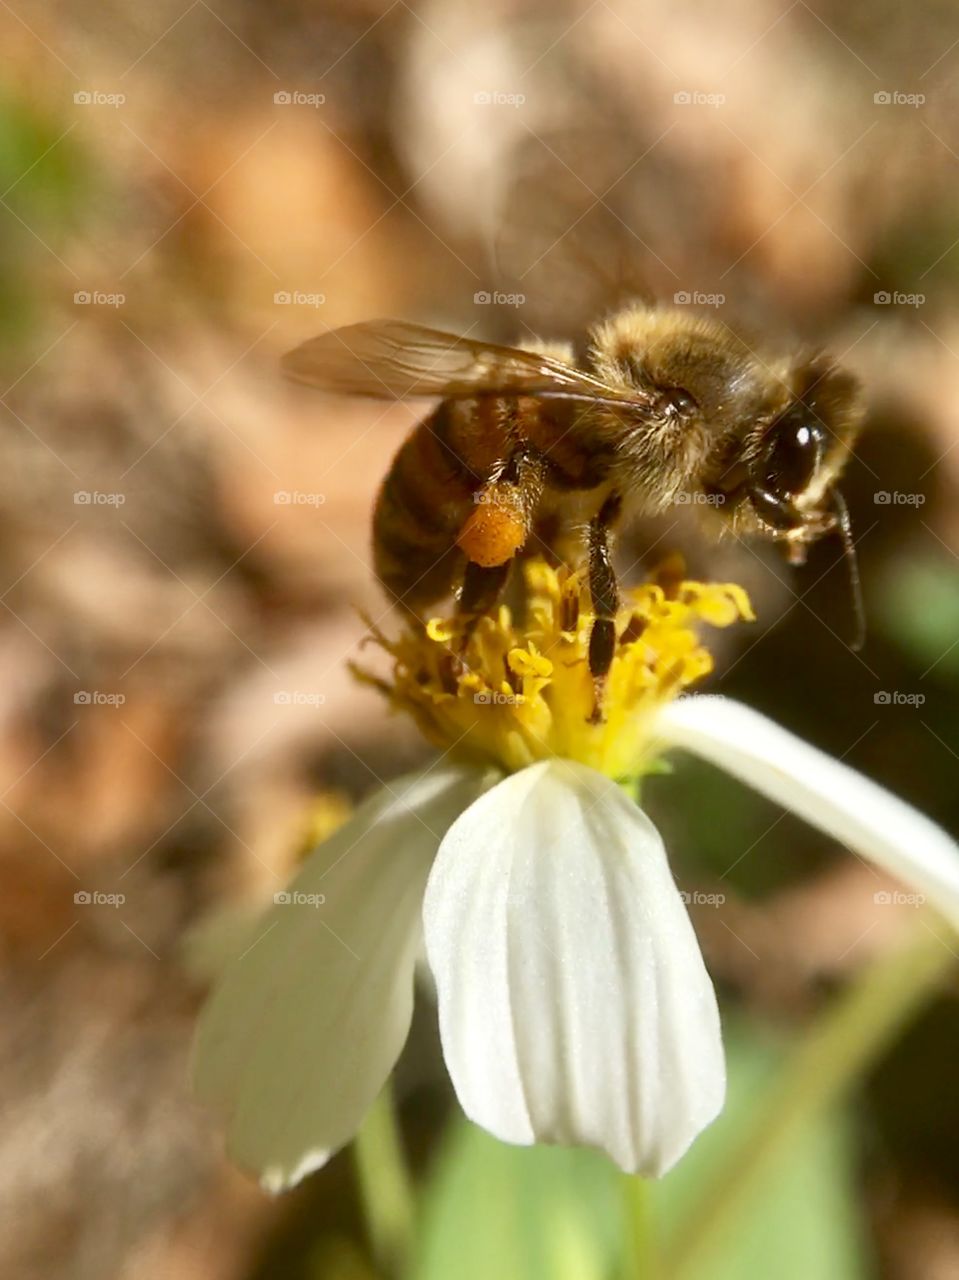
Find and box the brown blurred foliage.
[1,1,958,1277]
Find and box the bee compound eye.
[661,387,699,417]
[761,410,824,499]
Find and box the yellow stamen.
[352,559,754,781]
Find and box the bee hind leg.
[586,493,623,724]
[454,460,542,652]
[457,559,513,650]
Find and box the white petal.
[193,766,486,1190]
[423,760,725,1177]
[657,696,959,926]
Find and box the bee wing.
[282,319,649,407]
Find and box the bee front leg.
[587,492,623,724]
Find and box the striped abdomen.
[373,399,507,610]
[372,394,610,610]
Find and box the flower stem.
[353,1085,416,1277]
[666,918,955,1280]
[622,1174,661,1280]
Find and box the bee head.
[588,304,864,541]
[588,305,867,646]
[716,356,864,554]
[707,355,867,649]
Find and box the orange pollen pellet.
[456,488,527,567]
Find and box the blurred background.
[2,1,958,1277]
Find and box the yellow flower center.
[352,557,754,781]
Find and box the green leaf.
[0,94,93,344]
[654,1023,869,1280]
[413,1121,621,1280]
[877,557,959,678]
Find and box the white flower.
[193,693,959,1191]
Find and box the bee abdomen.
[373,402,480,609]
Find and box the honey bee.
[283,306,865,707]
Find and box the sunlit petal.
[194,767,486,1190]
[423,759,725,1176]
[657,696,959,926]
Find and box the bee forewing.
[281,319,640,405]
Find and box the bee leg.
[457,559,513,650]
[454,453,545,652]
[587,493,623,724]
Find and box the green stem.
[622,1174,661,1280]
[667,918,955,1280]
[353,1085,416,1278]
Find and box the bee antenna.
[831,488,866,652]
